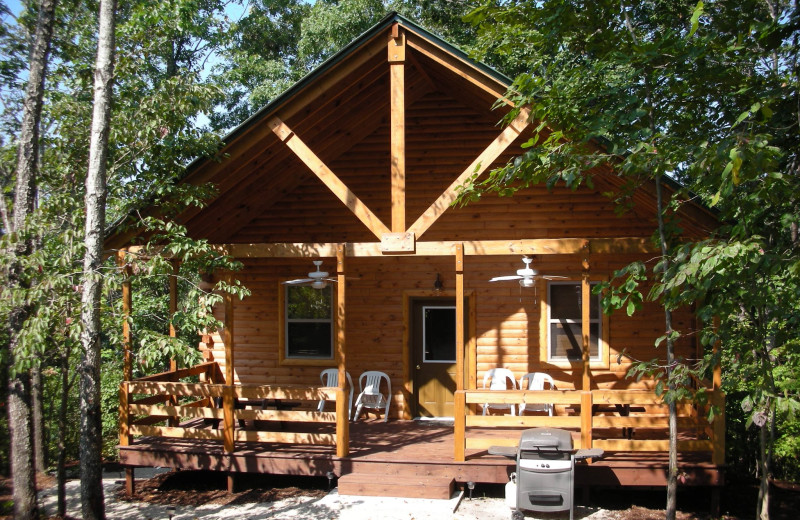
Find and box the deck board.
[119,420,723,489]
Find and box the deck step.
[338,473,455,499]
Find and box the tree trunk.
[6,0,58,518]
[758,412,771,519]
[56,345,72,517]
[79,1,116,519]
[654,174,678,520]
[32,365,46,474]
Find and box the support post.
[169,260,179,371]
[454,390,466,462]
[581,391,593,452]
[712,318,725,466]
[125,468,135,497]
[336,388,349,457]
[581,258,591,391]
[580,257,593,455]
[168,260,180,426]
[223,385,235,454]
[455,244,464,392]
[336,244,350,456]
[118,382,130,447]
[223,280,235,385]
[117,250,132,381]
[389,23,406,233]
[223,281,235,454]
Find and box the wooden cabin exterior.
[110,14,724,500]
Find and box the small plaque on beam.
[381,232,415,253]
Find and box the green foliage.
[465,0,800,484]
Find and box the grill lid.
[519,428,574,452]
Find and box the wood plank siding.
[200,253,699,419]
[111,15,723,494]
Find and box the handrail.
[132,362,219,382]
[120,361,349,457]
[454,388,725,463]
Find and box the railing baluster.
[119,382,130,447]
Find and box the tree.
[463,1,799,518]
[3,0,57,517]
[79,0,116,517]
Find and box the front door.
[412,298,459,418]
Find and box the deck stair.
[337,472,455,499]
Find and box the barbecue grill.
[490,428,603,520]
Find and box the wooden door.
[412,298,459,418]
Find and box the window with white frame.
[285,285,333,359]
[547,282,602,362]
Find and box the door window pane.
[423,306,456,362]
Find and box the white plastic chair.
[318,369,354,420]
[518,372,556,416]
[353,371,392,422]
[482,368,517,416]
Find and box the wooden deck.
[119,419,724,489]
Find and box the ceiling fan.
[283,260,337,290]
[489,256,567,287]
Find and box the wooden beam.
[389,28,406,233]
[224,282,234,385]
[269,116,390,239]
[581,391,593,454]
[336,244,349,457]
[223,277,235,453]
[128,381,225,397]
[119,383,130,447]
[407,109,530,239]
[223,385,235,453]
[405,34,509,104]
[582,258,591,391]
[455,244,464,392]
[454,390,465,462]
[117,250,133,381]
[211,237,658,259]
[168,260,179,426]
[466,415,581,428]
[125,468,134,497]
[712,391,726,465]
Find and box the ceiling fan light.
[519,278,535,288]
[311,280,327,290]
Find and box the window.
[284,285,333,359]
[546,282,602,362]
[422,306,456,363]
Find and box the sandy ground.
[36,472,635,520]
[37,477,516,520]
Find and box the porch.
[118,361,725,498]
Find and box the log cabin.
[108,13,725,503]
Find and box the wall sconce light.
[434,273,443,292]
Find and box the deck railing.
[119,362,350,457]
[454,388,725,464]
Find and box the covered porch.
[117,356,725,498]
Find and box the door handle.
[416,365,421,370]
